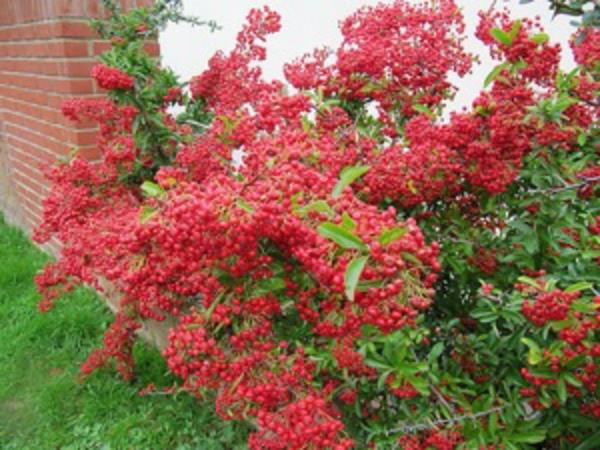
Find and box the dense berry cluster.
[91,63,135,90]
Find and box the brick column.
[0,0,157,237]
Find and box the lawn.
[0,215,248,449]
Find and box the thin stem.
[382,406,506,435]
[527,175,600,195]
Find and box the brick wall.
[0,0,157,247]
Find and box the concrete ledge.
[98,278,177,351]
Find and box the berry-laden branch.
[34,0,600,449]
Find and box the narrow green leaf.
[365,358,392,371]
[332,165,370,198]
[345,256,368,301]
[565,281,594,293]
[141,181,165,197]
[377,369,394,390]
[522,233,539,254]
[341,212,357,232]
[412,104,434,117]
[511,431,547,444]
[236,199,255,214]
[428,343,444,363]
[517,276,540,289]
[521,337,542,365]
[253,277,287,296]
[557,375,567,404]
[379,227,407,246]
[484,62,510,87]
[564,372,583,388]
[574,429,600,450]
[508,20,522,41]
[294,200,334,218]
[318,222,368,251]
[531,32,549,45]
[139,205,157,224]
[490,28,513,46]
[582,250,600,260]
[406,376,430,396]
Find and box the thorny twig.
[526,175,600,195]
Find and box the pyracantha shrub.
[35,0,599,448]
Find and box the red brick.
[22,208,43,229]
[13,172,50,203]
[136,0,156,7]
[8,138,56,167]
[9,156,50,188]
[0,40,89,58]
[6,123,73,156]
[86,0,109,19]
[0,58,94,78]
[0,71,94,94]
[8,135,61,166]
[61,59,96,77]
[0,59,60,76]
[52,0,88,18]
[0,21,97,41]
[17,192,45,222]
[2,110,97,146]
[0,83,48,107]
[19,199,45,223]
[92,40,111,55]
[58,21,97,39]
[78,146,102,161]
[2,110,67,142]
[0,4,160,234]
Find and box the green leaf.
[484,62,510,87]
[341,212,357,232]
[565,281,594,293]
[332,165,370,198]
[236,199,255,214]
[377,369,394,390]
[582,250,600,260]
[508,20,522,41]
[557,375,567,404]
[428,343,444,363]
[318,222,368,251]
[574,430,600,450]
[412,104,434,117]
[522,232,539,254]
[365,358,392,371]
[294,200,334,218]
[406,376,430,396]
[139,205,157,223]
[511,431,547,444]
[490,28,513,46]
[521,337,542,365]
[253,277,287,297]
[345,256,368,301]
[379,227,407,246]
[531,32,549,45]
[517,276,540,289]
[564,372,583,388]
[141,181,165,197]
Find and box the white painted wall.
[160,0,576,112]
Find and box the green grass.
[0,215,248,449]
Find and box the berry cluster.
[91,63,135,90]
